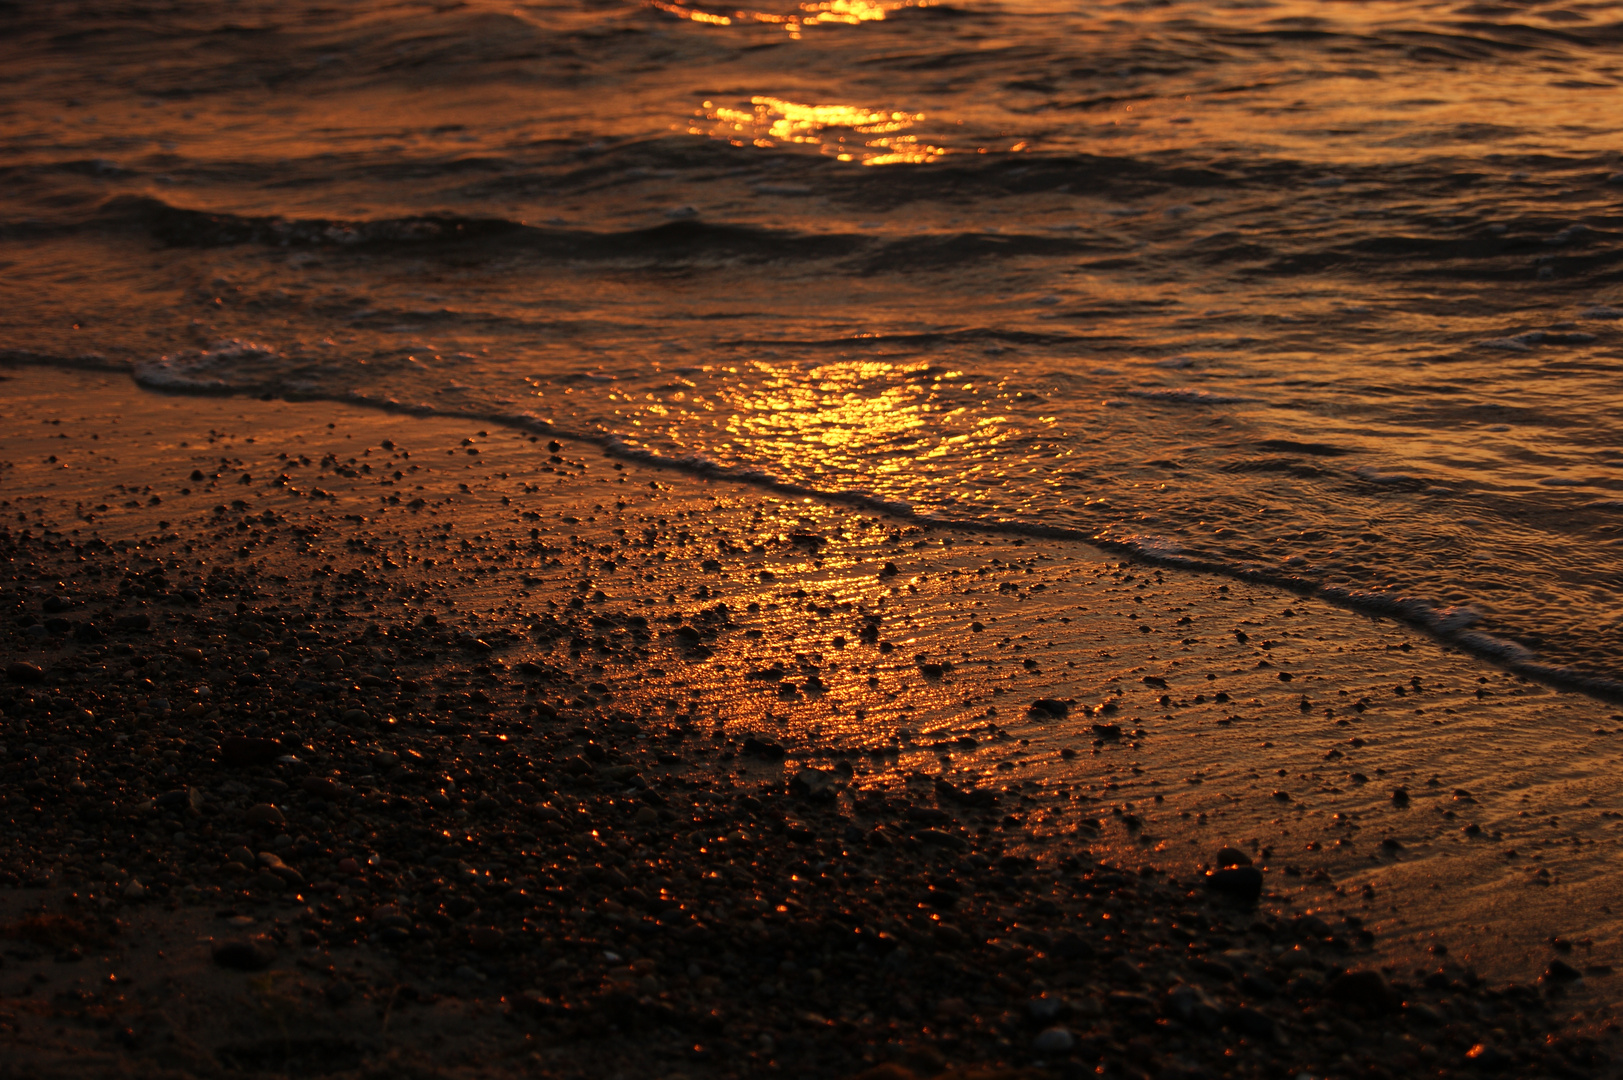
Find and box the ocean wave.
[83,194,1129,267]
[1126,388,1253,405]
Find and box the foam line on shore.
[6,351,1621,702]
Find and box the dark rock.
[1544,958,1583,983]
[914,829,966,850]
[934,777,997,808]
[790,768,838,801]
[1226,1004,1275,1039]
[1214,846,1252,867]
[115,613,151,631]
[213,937,276,971]
[156,788,203,813]
[1029,698,1069,718]
[1164,983,1221,1030]
[1325,969,1397,1012]
[741,737,786,761]
[221,737,283,767]
[244,803,286,827]
[1205,866,1263,903]
[6,662,44,683]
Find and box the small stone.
[1032,1026,1074,1054]
[5,662,44,683]
[244,803,285,826]
[1544,958,1583,983]
[1406,1001,1443,1025]
[156,787,204,813]
[1028,995,1065,1022]
[741,737,786,761]
[1391,788,1411,807]
[1214,846,1252,867]
[213,937,276,971]
[790,767,838,801]
[122,879,147,901]
[1205,866,1263,903]
[1325,968,1397,1011]
[1164,983,1221,1029]
[221,737,283,767]
[469,926,505,952]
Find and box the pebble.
[1205,865,1264,904]
[212,937,276,972]
[243,803,285,826]
[5,661,44,683]
[1031,1026,1075,1054]
[1545,958,1583,983]
[790,767,839,801]
[1325,968,1397,1012]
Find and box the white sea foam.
[134,340,286,392]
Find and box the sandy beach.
[2,367,1621,1079]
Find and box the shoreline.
[7,348,1623,705]
[2,367,1620,1078]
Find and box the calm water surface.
[2,0,1622,683]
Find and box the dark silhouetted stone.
[1205,866,1264,904]
[213,937,276,971]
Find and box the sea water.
[1,0,1620,685]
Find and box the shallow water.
[2,0,1622,683]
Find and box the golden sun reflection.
[680,361,1024,507]
[692,96,944,164]
[648,0,928,36]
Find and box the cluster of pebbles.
[0,381,1616,1078]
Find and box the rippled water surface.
[2,0,1622,681]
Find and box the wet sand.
[2,367,1621,1078]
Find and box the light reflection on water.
[694,97,942,163]
[649,0,927,35]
